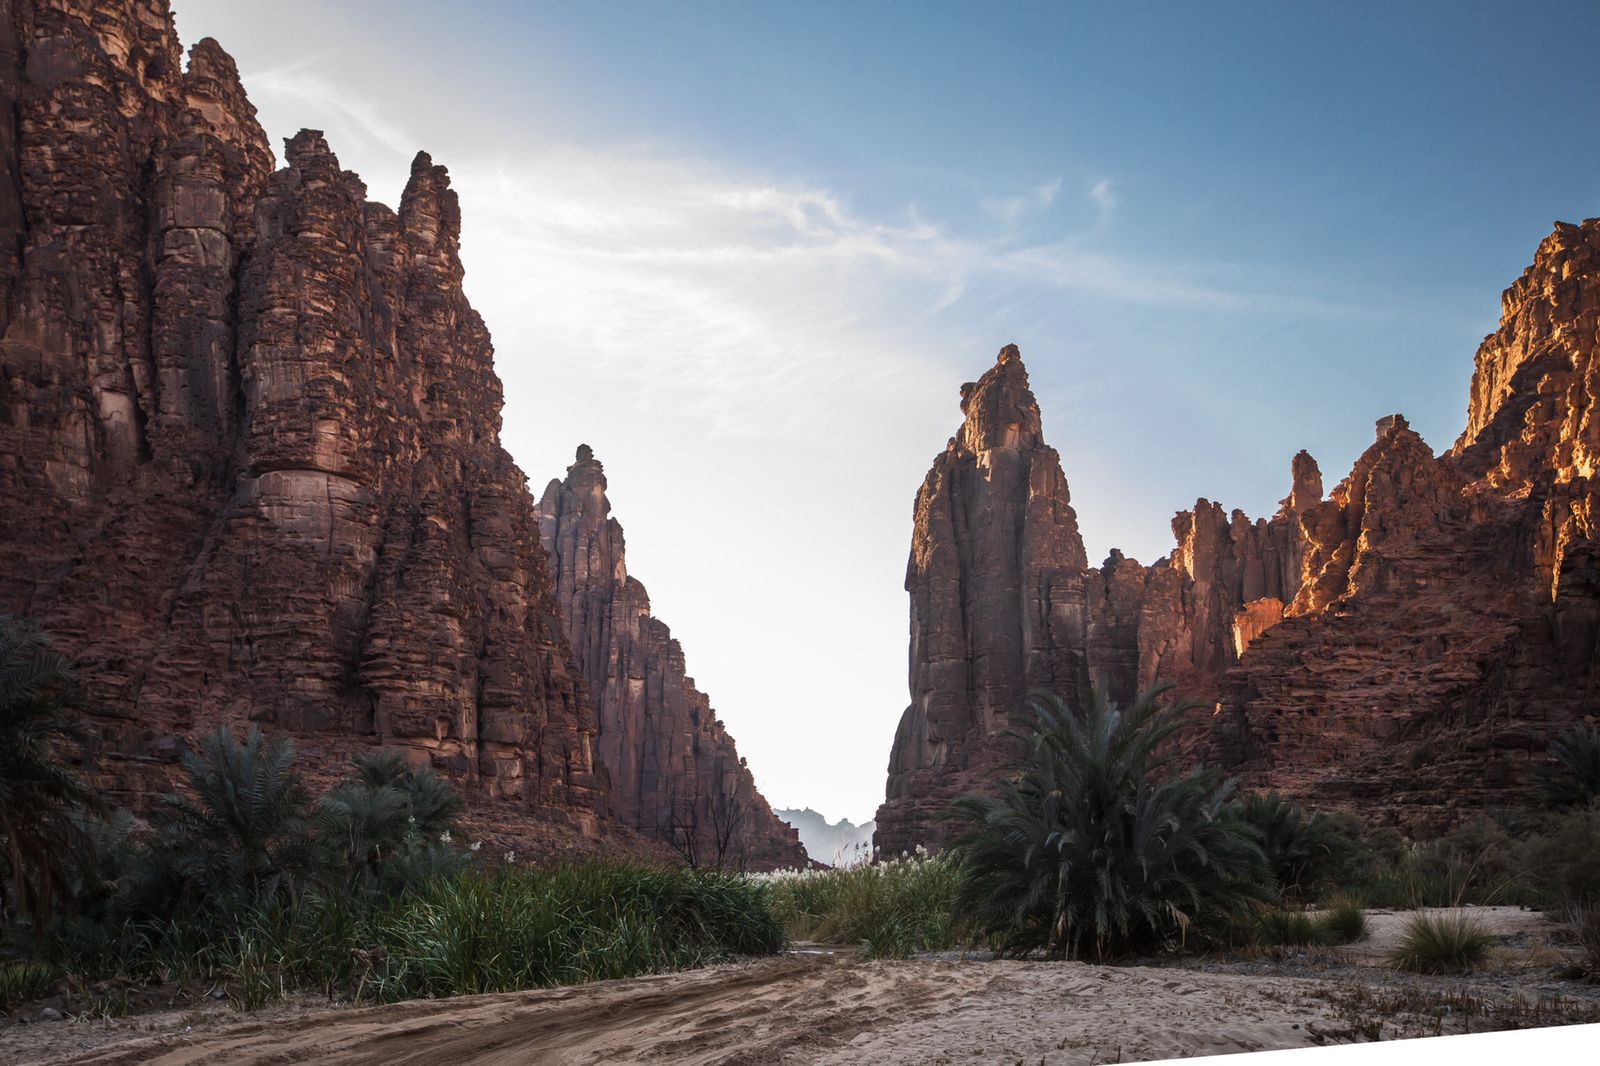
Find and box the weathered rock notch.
[536,447,806,869]
[877,219,1600,853]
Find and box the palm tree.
[316,750,465,891]
[148,726,313,913]
[351,750,462,839]
[946,683,1269,961]
[0,615,98,923]
[1238,791,1350,895]
[1533,723,1600,810]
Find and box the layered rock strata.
[2,0,698,859]
[878,220,1600,851]
[536,448,806,869]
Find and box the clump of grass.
[1255,907,1327,947]
[1388,911,1494,974]
[762,851,960,959]
[0,960,55,1009]
[1254,895,1369,949]
[73,987,131,1021]
[1317,893,1369,945]
[1561,905,1600,982]
[227,927,285,1012]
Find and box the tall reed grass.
[45,863,784,1009]
[762,852,960,958]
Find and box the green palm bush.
[1533,723,1600,811]
[946,684,1270,961]
[1238,791,1354,896]
[138,727,313,915]
[315,751,467,892]
[0,615,98,923]
[350,751,463,837]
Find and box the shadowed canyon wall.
[0,0,786,863]
[536,447,806,869]
[876,220,1600,854]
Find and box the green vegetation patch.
[762,852,960,959]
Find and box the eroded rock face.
[875,345,1092,855]
[535,448,806,870]
[0,0,608,850]
[879,221,1600,847]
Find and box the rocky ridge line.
[876,219,1600,853]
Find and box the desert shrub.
[1255,894,1367,949]
[1532,723,1600,811]
[1522,805,1600,910]
[41,862,786,1009]
[1319,811,1406,883]
[947,684,1271,961]
[763,852,960,958]
[1564,905,1600,982]
[1238,792,1358,897]
[11,719,789,1009]
[1351,817,1534,908]
[1388,911,1493,974]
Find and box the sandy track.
[17,910,1591,1065]
[52,951,968,1066]
[40,951,1345,1066]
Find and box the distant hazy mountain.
[776,808,876,867]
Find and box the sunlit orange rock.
[879,218,1600,847]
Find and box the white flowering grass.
[757,850,960,958]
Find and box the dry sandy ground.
[3,908,1594,1065]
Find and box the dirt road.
[10,910,1594,1065]
[25,950,1341,1065]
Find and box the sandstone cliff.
[878,220,1600,849]
[535,447,806,869]
[0,0,750,862]
[876,346,1091,853]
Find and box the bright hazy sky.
[174,1,1600,826]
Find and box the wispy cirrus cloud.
[979,176,1063,226]
[238,62,1412,432]
[246,62,420,165]
[1089,178,1116,212]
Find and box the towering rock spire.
[536,447,807,869]
[875,345,1091,855]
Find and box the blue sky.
[176,1,1600,825]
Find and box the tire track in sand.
[56,951,990,1066]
